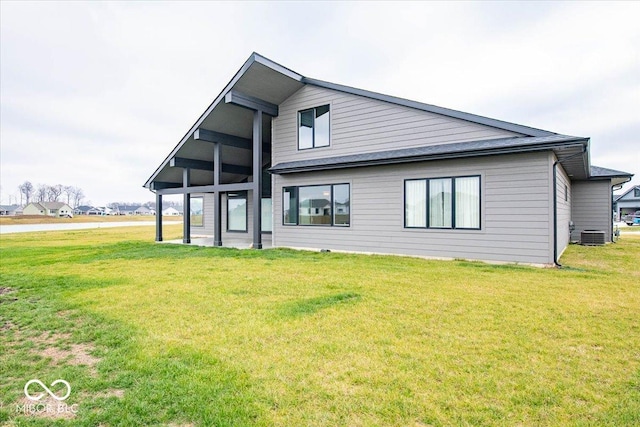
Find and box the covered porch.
[144,54,304,248]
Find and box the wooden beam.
[183,168,191,244]
[155,193,163,242]
[252,109,263,249]
[170,157,252,175]
[150,181,182,191]
[170,157,212,170]
[225,90,278,117]
[193,128,271,153]
[156,182,254,195]
[213,142,222,247]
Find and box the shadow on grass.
[0,272,265,426]
[279,292,361,317]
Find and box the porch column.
[155,193,163,242]
[252,110,263,249]
[183,167,191,244]
[213,141,222,246]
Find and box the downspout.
[611,180,631,242]
[552,160,560,266]
[553,147,588,267]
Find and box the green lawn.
[1,226,639,426]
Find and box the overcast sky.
[1,1,638,206]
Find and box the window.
[333,184,350,226]
[564,184,568,202]
[404,176,480,230]
[283,187,298,225]
[405,180,426,227]
[283,184,350,226]
[299,185,332,225]
[190,196,203,227]
[635,188,640,198]
[227,192,247,232]
[298,105,330,149]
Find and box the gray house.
[144,53,632,265]
[614,185,640,220]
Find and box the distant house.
[161,207,181,216]
[116,205,141,215]
[23,202,73,217]
[74,205,93,215]
[87,207,105,215]
[0,204,21,216]
[135,206,155,215]
[614,185,640,220]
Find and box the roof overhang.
[270,135,590,176]
[588,165,634,186]
[143,53,304,189]
[144,53,566,191]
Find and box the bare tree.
[18,181,34,205]
[36,184,48,203]
[46,184,63,202]
[71,187,84,208]
[63,186,74,205]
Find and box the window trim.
[297,104,331,151]
[226,191,248,233]
[283,183,350,227]
[403,175,481,230]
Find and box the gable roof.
[25,202,45,211]
[589,165,634,186]
[41,202,70,210]
[302,78,554,138]
[144,53,559,189]
[614,184,640,201]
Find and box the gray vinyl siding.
[272,85,522,164]
[273,152,554,265]
[555,163,571,258]
[571,181,612,242]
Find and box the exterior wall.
[571,180,612,242]
[555,162,572,258]
[22,204,45,215]
[272,85,522,164]
[273,152,554,265]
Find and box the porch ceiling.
[145,54,304,189]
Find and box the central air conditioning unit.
[581,230,606,246]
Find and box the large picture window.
[298,105,330,150]
[283,183,350,226]
[227,192,247,232]
[404,176,480,230]
[190,196,203,227]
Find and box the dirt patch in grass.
[40,343,100,373]
[0,286,15,295]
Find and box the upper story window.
[635,187,640,198]
[298,105,330,150]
